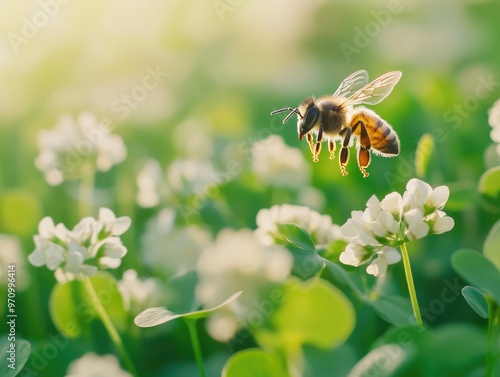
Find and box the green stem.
[185,319,206,377]
[400,243,423,328]
[83,276,138,377]
[486,300,500,377]
[78,161,95,218]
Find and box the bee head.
[298,102,319,140]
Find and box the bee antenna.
[270,107,302,124]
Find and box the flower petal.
[366,257,387,277]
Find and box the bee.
[270,70,402,177]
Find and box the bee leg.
[339,128,351,176]
[306,133,315,155]
[313,127,324,162]
[352,120,372,178]
[328,140,336,160]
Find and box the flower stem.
[185,319,206,377]
[82,276,138,377]
[400,243,423,328]
[486,299,500,377]
[78,161,95,218]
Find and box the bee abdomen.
[351,108,400,156]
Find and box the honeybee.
[270,70,402,177]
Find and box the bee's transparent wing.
[339,71,402,108]
[333,70,369,98]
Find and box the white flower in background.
[196,228,293,341]
[35,112,127,186]
[488,99,500,155]
[28,208,131,282]
[136,158,228,208]
[251,135,310,189]
[141,208,212,278]
[136,159,165,208]
[118,269,164,316]
[339,178,454,277]
[255,204,343,247]
[0,235,30,290]
[166,159,219,196]
[65,353,132,377]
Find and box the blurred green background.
[1,0,500,376]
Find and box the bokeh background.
[1,0,500,376]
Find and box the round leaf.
[258,279,355,350]
[0,338,31,377]
[222,349,287,377]
[479,166,500,209]
[461,286,488,319]
[484,220,500,271]
[0,189,41,236]
[451,249,500,304]
[49,273,126,338]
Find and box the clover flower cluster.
[35,112,126,185]
[339,179,455,276]
[28,208,131,281]
[255,204,343,247]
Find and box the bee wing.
[339,71,402,108]
[333,70,369,98]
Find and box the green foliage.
[134,291,241,327]
[276,223,325,280]
[255,279,355,351]
[49,273,126,338]
[452,249,500,304]
[222,349,287,377]
[462,286,489,319]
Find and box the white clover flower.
[118,269,164,316]
[0,235,30,290]
[65,353,132,377]
[339,178,454,276]
[251,135,310,189]
[141,208,212,278]
[136,159,165,208]
[255,204,343,247]
[166,159,219,197]
[35,112,127,186]
[136,158,230,209]
[28,208,131,282]
[488,99,500,155]
[196,228,293,341]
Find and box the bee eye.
[302,106,319,133]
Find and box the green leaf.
[347,344,410,377]
[451,249,500,304]
[462,286,488,319]
[369,295,414,327]
[484,220,500,271]
[49,273,126,338]
[0,189,41,236]
[277,223,325,280]
[478,166,500,209]
[421,324,486,376]
[415,133,435,178]
[324,260,363,297]
[222,349,287,377]
[256,279,355,350]
[0,338,31,377]
[134,291,242,327]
